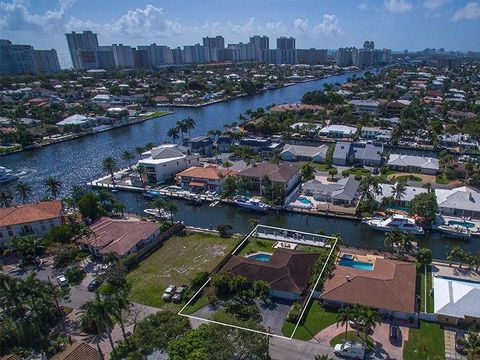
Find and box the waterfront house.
[387,154,440,175]
[79,217,161,258]
[56,114,93,128]
[217,135,233,153]
[183,136,214,156]
[435,186,480,219]
[237,162,300,196]
[176,165,236,192]
[302,176,360,206]
[138,144,201,184]
[360,126,392,142]
[280,144,329,163]
[374,183,428,208]
[333,141,351,166]
[319,125,357,138]
[219,248,319,300]
[333,142,383,167]
[239,137,284,154]
[0,200,62,244]
[439,133,479,151]
[349,100,380,116]
[321,253,417,320]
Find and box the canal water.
[0,68,475,259]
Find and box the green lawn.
[141,111,171,120]
[127,232,238,309]
[182,293,210,315]
[436,174,451,185]
[343,168,372,176]
[330,331,374,350]
[403,321,445,360]
[236,238,276,256]
[417,265,434,313]
[297,161,331,172]
[396,174,423,182]
[282,301,338,340]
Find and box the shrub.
[342,170,350,177]
[354,174,363,181]
[190,271,209,290]
[160,222,173,232]
[65,266,86,284]
[287,302,302,323]
[119,253,138,270]
[225,301,261,322]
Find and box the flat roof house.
[237,162,300,196]
[321,256,417,319]
[176,165,236,192]
[349,100,380,116]
[303,176,360,206]
[239,137,284,154]
[280,144,329,163]
[361,126,392,142]
[219,248,319,300]
[138,144,201,184]
[319,125,357,138]
[183,136,214,156]
[0,200,62,244]
[79,217,161,258]
[387,153,440,175]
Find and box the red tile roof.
[177,165,235,181]
[51,342,101,360]
[0,200,62,227]
[321,257,416,313]
[219,249,319,295]
[79,217,160,256]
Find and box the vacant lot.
[403,320,444,360]
[128,231,238,309]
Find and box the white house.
[0,201,63,244]
[387,154,440,175]
[280,144,329,163]
[319,125,357,138]
[349,100,380,116]
[435,186,480,218]
[56,114,93,127]
[138,144,201,184]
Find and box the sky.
[1,0,480,67]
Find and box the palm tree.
[134,165,147,186]
[167,127,180,143]
[122,150,135,168]
[184,117,195,138]
[144,142,156,150]
[135,146,145,158]
[165,202,177,223]
[384,229,404,253]
[108,285,131,343]
[44,177,62,199]
[102,156,118,186]
[336,306,354,339]
[176,120,189,140]
[151,197,166,218]
[15,182,32,204]
[79,295,115,357]
[460,330,480,359]
[391,180,407,203]
[447,245,466,268]
[222,160,233,169]
[0,190,14,207]
[361,307,382,346]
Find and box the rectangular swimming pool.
[339,258,374,270]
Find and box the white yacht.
[143,208,172,219]
[363,214,424,235]
[0,167,19,184]
[233,196,269,212]
[435,224,471,240]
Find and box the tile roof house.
[79,217,161,258]
[387,153,440,175]
[303,176,360,206]
[321,256,417,319]
[0,200,62,244]
[219,248,319,300]
[176,165,236,192]
[51,342,101,360]
[237,162,300,196]
[280,144,329,163]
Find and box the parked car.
[389,324,400,342]
[162,285,176,301]
[455,332,467,354]
[87,279,101,292]
[172,285,187,303]
[334,342,365,359]
[372,167,380,175]
[56,275,68,287]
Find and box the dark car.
[389,324,400,342]
[172,285,187,303]
[372,167,380,175]
[87,279,101,292]
[455,333,467,354]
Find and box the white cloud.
[452,1,480,20]
[293,18,308,33]
[313,14,342,35]
[384,0,413,13]
[423,0,448,10]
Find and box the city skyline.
[1,0,480,67]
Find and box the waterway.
[0,68,475,259]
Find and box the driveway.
[256,298,292,335]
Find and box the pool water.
[448,220,476,229]
[247,253,272,262]
[438,275,480,285]
[339,258,374,270]
[298,197,313,205]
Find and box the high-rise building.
[363,40,375,51]
[98,46,115,69]
[352,48,373,68]
[132,48,151,68]
[65,31,100,71]
[33,49,61,73]
[336,48,354,67]
[249,35,269,50]
[202,36,225,49]
[276,37,295,50]
[112,44,134,68]
[297,49,327,65]
[171,47,184,65]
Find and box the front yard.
[127,231,238,309]
[403,321,445,360]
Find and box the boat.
[363,214,424,235]
[143,208,172,219]
[435,224,472,240]
[186,195,203,206]
[0,167,19,184]
[142,189,161,199]
[233,196,269,212]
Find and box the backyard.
[417,265,434,313]
[236,237,276,256]
[127,231,238,309]
[403,321,445,360]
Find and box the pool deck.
[431,262,480,282]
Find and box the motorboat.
[0,167,19,184]
[142,189,161,199]
[233,196,269,212]
[143,208,172,219]
[435,224,472,240]
[363,214,424,235]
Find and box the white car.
[334,342,365,359]
[162,285,176,301]
[56,275,69,287]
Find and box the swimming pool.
[437,275,480,285]
[447,220,476,229]
[247,253,272,262]
[298,197,313,206]
[339,258,374,270]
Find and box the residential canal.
[0,67,475,259]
